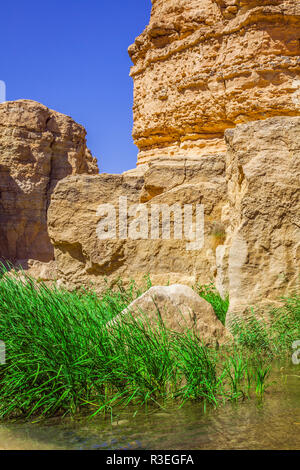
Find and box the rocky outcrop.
[0,100,98,265]
[48,155,226,292]
[48,116,300,321]
[217,116,300,323]
[48,172,144,289]
[111,284,230,342]
[129,0,300,164]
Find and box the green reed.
[0,268,298,420]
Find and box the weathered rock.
[2,0,299,335]
[130,0,300,164]
[112,284,230,342]
[140,155,226,202]
[0,100,98,264]
[48,172,145,290]
[216,116,300,325]
[48,116,300,321]
[3,260,58,289]
[48,156,226,292]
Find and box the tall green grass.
[0,269,298,420]
[231,294,300,357]
[196,283,229,325]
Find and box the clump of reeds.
[0,267,298,420]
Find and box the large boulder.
[0,100,98,265]
[48,156,226,292]
[112,284,230,343]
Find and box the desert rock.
[112,284,230,342]
[0,100,98,264]
[48,116,300,320]
[2,2,300,326]
[217,116,300,324]
[48,156,226,292]
[129,0,300,164]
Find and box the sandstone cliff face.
[129,0,300,164]
[48,155,226,291]
[2,1,300,326]
[48,116,300,321]
[217,116,300,323]
[0,100,98,264]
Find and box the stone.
[129,0,300,164]
[0,100,98,265]
[47,172,145,291]
[2,1,300,333]
[48,116,300,323]
[47,156,227,292]
[111,284,230,342]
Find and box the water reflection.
[0,365,299,450]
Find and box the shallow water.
[0,364,299,450]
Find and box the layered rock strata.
[129,0,300,164]
[48,116,300,321]
[0,100,98,264]
[48,155,227,292]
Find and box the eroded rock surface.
[48,156,226,291]
[48,116,300,321]
[2,1,300,327]
[112,284,230,342]
[217,116,300,324]
[0,100,98,264]
[129,0,300,164]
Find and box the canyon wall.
[48,117,300,313]
[218,116,300,322]
[48,155,226,292]
[129,0,300,164]
[0,100,98,266]
[0,1,299,322]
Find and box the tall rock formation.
[47,1,300,312]
[218,116,300,323]
[48,117,300,315]
[129,0,300,164]
[48,155,227,291]
[2,2,300,324]
[0,100,98,265]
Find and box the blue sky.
[0,0,152,173]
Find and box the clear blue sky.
[0,0,151,173]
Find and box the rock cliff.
[129,0,300,164]
[48,155,226,291]
[48,116,300,318]
[0,100,98,265]
[1,1,299,324]
[218,116,300,322]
